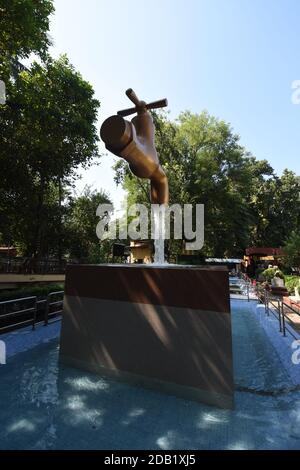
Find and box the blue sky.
[49,0,300,208]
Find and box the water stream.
[152,206,166,265]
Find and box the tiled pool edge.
[231,299,300,386]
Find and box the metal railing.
[230,273,252,301]
[44,291,64,327]
[0,291,64,333]
[240,276,251,301]
[281,300,300,339]
[0,296,37,333]
[257,285,300,339]
[0,257,67,274]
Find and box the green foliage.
[114,110,300,260]
[85,241,112,264]
[0,2,110,263]
[2,56,100,180]
[261,268,274,281]
[114,110,277,258]
[261,267,284,282]
[0,283,63,302]
[0,57,100,256]
[250,171,300,248]
[0,2,101,259]
[274,269,285,279]
[0,0,54,80]
[0,0,54,57]
[1,3,299,263]
[284,275,300,295]
[66,186,112,261]
[283,231,300,270]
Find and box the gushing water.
[154,239,165,264]
[153,206,166,264]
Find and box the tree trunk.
[33,174,46,268]
[57,177,63,272]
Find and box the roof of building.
[205,258,243,264]
[245,247,284,256]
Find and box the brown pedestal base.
[59,264,234,409]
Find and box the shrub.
[285,276,300,295]
[0,283,64,302]
[261,267,284,282]
[274,269,285,280]
[283,231,300,270]
[261,267,276,282]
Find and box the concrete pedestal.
[59,264,234,408]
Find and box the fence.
[230,273,253,301]
[0,291,64,334]
[0,258,67,274]
[256,284,300,339]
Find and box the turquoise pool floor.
[0,300,299,450]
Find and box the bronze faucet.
[100,89,169,204]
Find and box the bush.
[285,276,300,295]
[0,283,64,302]
[274,269,285,279]
[283,231,300,270]
[261,267,285,282]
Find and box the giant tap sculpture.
[100,89,169,204]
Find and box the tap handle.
[117,90,168,116]
[146,98,168,110]
[126,88,141,107]
[117,106,137,117]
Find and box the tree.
[66,187,112,262]
[0,56,100,257]
[283,231,300,270]
[113,110,274,258]
[250,170,300,247]
[0,0,54,80]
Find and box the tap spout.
[100,109,169,205]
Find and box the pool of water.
[0,300,300,450]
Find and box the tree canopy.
[0,56,100,256]
[1,2,299,265]
[0,0,54,79]
[66,187,112,262]
[0,2,104,261]
[114,110,299,259]
[283,231,300,270]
